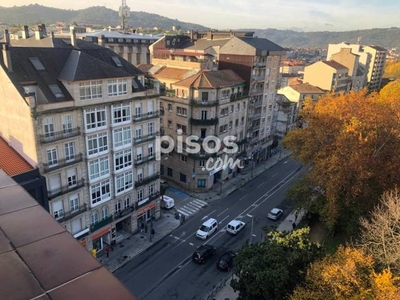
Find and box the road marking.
[193,199,208,206]
[217,208,229,217]
[272,173,277,177]
[284,161,288,164]
[201,209,217,220]
[189,243,194,246]
[219,215,230,224]
[257,182,264,188]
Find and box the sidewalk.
[98,211,180,273]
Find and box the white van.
[196,218,218,240]
[160,195,175,209]
[226,220,245,235]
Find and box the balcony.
[189,118,219,126]
[253,100,263,108]
[90,215,113,232]
[165,89,176,97]
[135,173,159,188]
[253,61,266,67]
[230,91,249,102]
[236,150,247,159]
[249,112,262,119]
[48,178,85,200]
[188,151,217,159]
[136,192,160,209]
[250,89,264,95]
[40,127,81,144]
[190,99,219,107]
[132,110,161,122]
[43,153,83,173]
[252,75,265,81]
[133,132,159,145]
[114,205,134,220]
[57,203,88,223]
[249,136,259,144]
[134,154,156,166]
[237,138,248,146]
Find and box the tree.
[231,227,321,300]
[384,61,400,79]
[283,89,400,230]
[358,188,400,275]
[290,246,400,300]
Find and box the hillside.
[0,5,399,48]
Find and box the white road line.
[186,203,202,210]
[193,199,208,206]
[177,209,190,217]
[189,243,194,246]
[239,195,246,201]
[217,208,229,217]
[181,206,197,214]
[188,201,203,208]
[284,161,288,164]
[257,182,264,188]
[219,214,230,224]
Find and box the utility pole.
[247,214,254,244]
[119,0,130,32]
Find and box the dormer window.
[111,56,123,67]
[49,84,65,99]
[29,57,45,70]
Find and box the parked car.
[196,218,218,240]
[267,208,284,220]
[192,245,216,264]
[160,195,174,209]
[217,250,235,271]
[226,220,245,235]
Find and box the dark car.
[217,251,235,271]
[192,245,216,264]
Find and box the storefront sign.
[137,202,156,216]
[92,227,110,240]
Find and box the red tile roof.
[173,69,245,88]
[0,136,33,176]
[154,67,192,80]
[322,60,348,70]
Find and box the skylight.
[49,84,65,98]
[111,56,123,67]
[29,57,45,71]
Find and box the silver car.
[267,208,283,220]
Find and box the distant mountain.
[0,4,208,31]
[0,5,399,48]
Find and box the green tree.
[231,227,321,300]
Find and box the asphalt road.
[115,158,304,300]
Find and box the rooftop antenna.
[119,0,130,33]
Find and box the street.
[115,158,303,300]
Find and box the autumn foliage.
[283,85,400,229]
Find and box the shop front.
[136,202,156,229]
[91,227,111,254]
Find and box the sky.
[3,0,400,32]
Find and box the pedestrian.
[295,211,299,222]
[105,246,110,258]
[150,228,155,242]
[150,221,154,230]
[140,222,145,233]
[182,214,186,223]
[292,221,296,230]
[145,223,148,233]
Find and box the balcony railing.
[189,118,219,126]
[135,173,159,188]
[190,99,219,107]
[90,215,113,232]
[134,155,156,166]
[252,75,265,81]
[43,153,83,173]
[230,91,249,101]
[253,100,263,108]
[133,132,159,145]
[236,150,247,159]
[188,151,218,159]
[48,178,85,200]
[250,89,264,95]
[114,205,134,220]
[57,203,88,223]
[253,61,266,67]
[40,127,81,144]
[249,112,262,119]
[237,138,248,146]
[136,192,160,209]
[165,89,176,97]
[132,110,161,122]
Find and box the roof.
[0,136,33,176]
[182,38,230,51]
[270,208,283,214]
[365,45,387,52]
[322,60,348,70]
[78,30,161,40]
[290,83,325,94]
[173,69,245,89]
[154,67,193,81]
[0,170,137,300]
[153,48,213,57]
[238,37,284,52]
[136,64,154,73]
[228,220,245,227]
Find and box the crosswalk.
[176,199,208,217]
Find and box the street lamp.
[247,214,255,244]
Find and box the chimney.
[4,29,10,44]
[98,35,105,47]
[41,23,47,38]
[51,31,54,38]
[35,28,41,40]
[22,25,29,39]
[70,26,77,47]
[2,44,13,72]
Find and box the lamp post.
[247,214,255,244]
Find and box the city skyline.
[2,0,400,32]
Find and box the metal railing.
[190,99,219,106]
[132,110,161,122]
[133,132,159,145]
[43,153,83,173]
[90,215,113,232]
[189,118,219,126]
[57,203,88,223]
[48,178,85,200]
[134,155,156,166]
[135,173,159,188]
[202,272,234,300]
[39,127,81,144]
[230,91,249,101]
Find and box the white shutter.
[147,100,154,114]
[71,218,82,234]
[49,174,61,190]
[52,200,63,213]
[136,147,142,155]
[148,163,154,176]
[67,168,76,178]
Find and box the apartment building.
[303,60,350,93]
[331,48,365,91]
[0,30,160,254]
[327,42,387,92]
[160,70,248,191]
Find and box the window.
[124,197,131,209]
[112,103,131,124]
[29,57,45,70]
[222,90,230,99]
[91,211,99,225]
[137,168,143,181]
[148,143,154,158]
[108,79,127,96]
[64,142,75,161]
[137,189,144,201]
[85,107,106,130]
[241,117,245,125]
[115,171,133,194]
[46,147,58,166]
[168,104,173,112]
[167,167,173,177]
[136,147,143,161]
[243,102,246,109]
[113,127,132,148]
[62,115,73,134]
[43,117,55,139]
[101,206,109,219]
[237,103,240,111]
[135,126,142,140]
[115,200,122,214]
[199,160,205,167]
[70,194,79,212]
[180,173,187,183]
[235,119,239,127]
[168,120,172,129]
[52,200,63,219]
[149,184,155,196]
[180,155,187,162]
[176,124,187,134]
[201,92,209,101]
[201,111,207,120]
[67,169,77,187]
[148,122,154,136]
[219,125,228,133]
[114,149,132,171]
[220,108,229,117]
[49,84,65,99]
[79,81,102,100]
[200,129,206,139]
[135,103,142,118]
[230,105,234,113]
[229,121,233,129]
[197,179,206,188]
[90,179,111,206]
[87,132,108,156]
[177,107,187,116]
[89,157,110,181]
